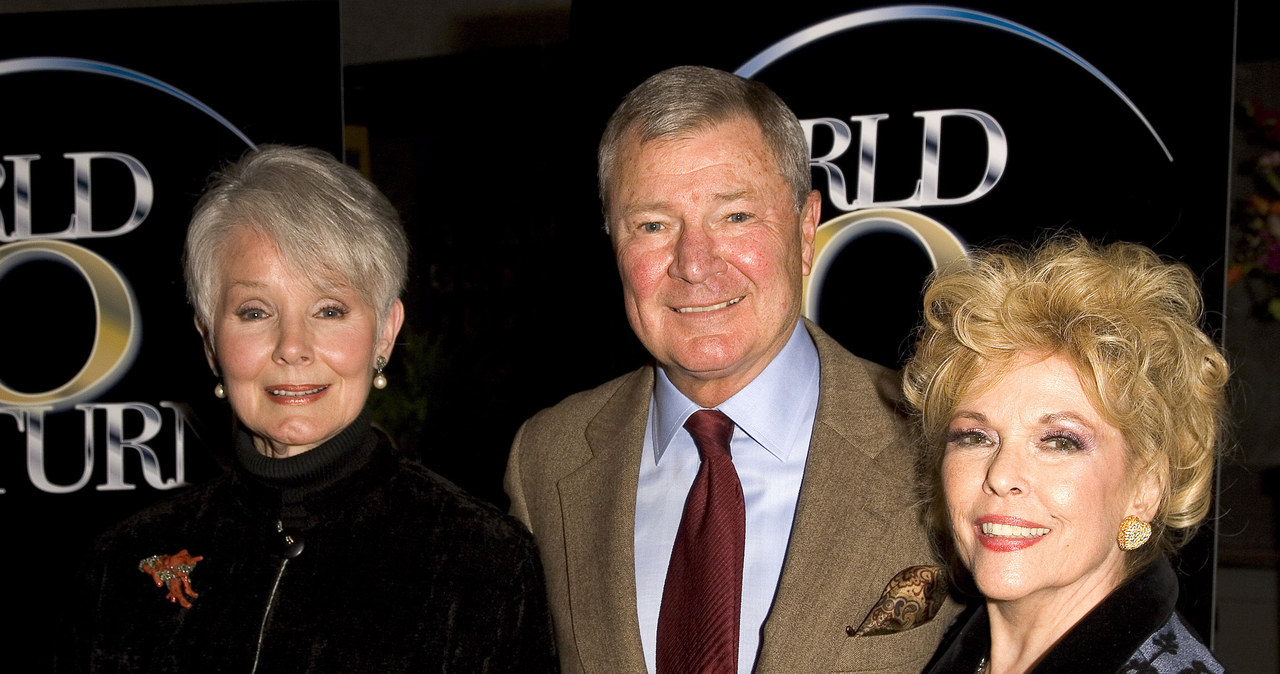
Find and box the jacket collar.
[926,558,1180,673]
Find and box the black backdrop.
[1,0,1236,666]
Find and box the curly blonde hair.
[901,235,1229,576]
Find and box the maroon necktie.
[656,409,745,674]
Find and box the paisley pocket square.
[847,565,947,637]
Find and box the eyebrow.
[711,189,754,203]
[951,411,988,424]
[618,189,759,219]
[951,410,1095,430]
[226,278,350,294]
[1040,412,1093,427]
[620,201,671,219]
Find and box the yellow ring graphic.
[802,208,969,323]
[0,240,139,408]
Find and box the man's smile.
[673,296,744,313]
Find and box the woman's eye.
[1044,435,1082,452]
[237,307,267,320]
[316,305,347,319]
[947,429,991,448]
[641,221,663,233]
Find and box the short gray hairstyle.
[597,65,812,222]
[184,145,408,332]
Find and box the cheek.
[214,330,268,380]
[724,233,767,267]
[1046,464,1102,512]
[730,232,800,289]
[940,456,974,523]
[617,247,668,300]
[321,329,379,377]
[1051,470,1125,537]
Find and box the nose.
[669,222,725,284]
[983,447,1025,496]
[273,314,312,365]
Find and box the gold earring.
[1117,515,1152,551]
[372,356,388,390]
[214,382,226,399]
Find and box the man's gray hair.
[184,145,408,333]
[597,65,812,223]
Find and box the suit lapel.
[558,365,652,672]
[758,324,917,670]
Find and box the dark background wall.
[3,1,1278,671]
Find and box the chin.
[970,563,1044,602]
[256,419,341,452]
[675,340,752,372]
[974,580,1029,602]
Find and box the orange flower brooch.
[139,549,203,608]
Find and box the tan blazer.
[506,322,958,673]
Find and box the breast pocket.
[829,616,949,673]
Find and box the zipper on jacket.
[250,522,292,674]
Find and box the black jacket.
[923,558,1222,673]
[62,411,557,672]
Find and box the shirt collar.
[651,320,820,463]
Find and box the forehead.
[217,227,347,295]
[218,227,290,276]
[612,118,785,202]
[959,354,1106,423]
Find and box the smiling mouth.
[675,296,744,313]
[981,522,1049,538]
[268,385,329,397]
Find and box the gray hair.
[184,145,408,332]
[597,65,812,223]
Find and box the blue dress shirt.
[634,321,821,674]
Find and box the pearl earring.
[372,356,388,390]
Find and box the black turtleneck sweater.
[62,411,557,673]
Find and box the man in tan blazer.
[506,66,957,673]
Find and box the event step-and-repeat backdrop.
[0,0,1234,665]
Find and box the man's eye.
[727,212,751,223]
[641,222,663,233]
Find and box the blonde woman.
[904,236,1227,673]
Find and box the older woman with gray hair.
[63,146,556,672]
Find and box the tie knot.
[684,409,734,460]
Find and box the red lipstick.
[974,515,1050,552]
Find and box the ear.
[194,314,219,374]
[1128,463,1164,522]
[799,189,821,276]
[377,299,406,360]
